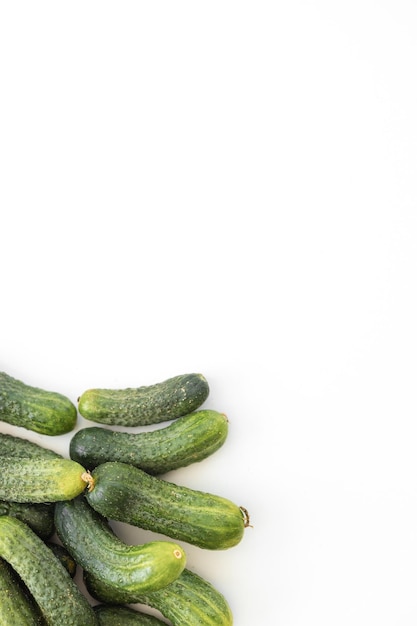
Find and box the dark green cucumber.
[54,495,186,595]
[0,516,98,625]
[78,373,209,426]
[0,500,55,539]
[86,568,233,625]
[86,461,249,550]
[70,409,228,474]
[94,604,166,625]
[0,457,92,503]
[46,541,77,578]
[0,432,61,459]
[0,557,45,625]
[0,371,77,435]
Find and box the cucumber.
[54,495,187,596]
[0,371,77,435]
[94,604,166,625]
[86,568,233,625]
[0,500,55,539]
[0,558,45,625]
[70,409,228,474]
[0,516,98,625]
[0,432,61,459]
[0,457,92,503]
[86,461,249,550]
[45,541,77,578]
[78,373,209,426]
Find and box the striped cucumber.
[70,409,228,474]
[0,457,92,503]
[0,371,77,435]
[94,604,166,625]
[0,516,98,625]
[0,432,61,459]
[86,568,233,625]
[78,373,209,426]
[86,461,249,550]
[54,495,186,596]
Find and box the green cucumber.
[78,373,209,426]
[0,457,92,503]
[54,495,187,596]
[0,432,61,459]
[0,516,98,625]
[94,604,166,625]
[46,541,77,578]
[70,409,228,474]
[86,461,249,550]
[86,568,233,625]
[0,500,55,539]
[0,558,45,625]
[0,371,77,435]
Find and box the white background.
[1,2,417,624]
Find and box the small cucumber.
[78,373,209,426]
[0,500,55,539]
[86,461,249,550]
[0,432,61,459]
[0,457,92,503]
[54,495,187,596]
[70,409,228,474]
[0,371,77,435]
[0,516,98,625]
[86,568,233,625]
[46,541,77,578]
[94,604,166,625]
[0,558,45,625]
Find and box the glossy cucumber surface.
[0,371,77,435]
[0,516,98,625]
[0,457,91,503]
[86,461,248,550]
[78,373,209,426]
[54,495,186,596]
[70,409,228,474]
[86,568,233,625]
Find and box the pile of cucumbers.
[0,371,250,625]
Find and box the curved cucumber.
[0,432,61,459]
[94,604,166,625]
[46,541,77,578]
[0,371,77,435]
[0,457,92,503]
[70,409,228,474]
[54,496,186,596]
[0,558,45,625]
[78,373,209,426]
[0,500,55,539]
[86,461,249,550]
[86,568,233,625]
[0,516,98,625]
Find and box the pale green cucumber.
[0,457,92,503]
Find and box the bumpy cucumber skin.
[94,604,166,625]
[87,568,233,625]
[54,496,186,595]
[0,500,55,539]
[0,558,45,625]
[86,461,246,550]
[78,373,209,426]
[0,371,77,435]
[0,516,98,626]
[70,409,228,474]
[0,457,90,503]
[0,432,61,459]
